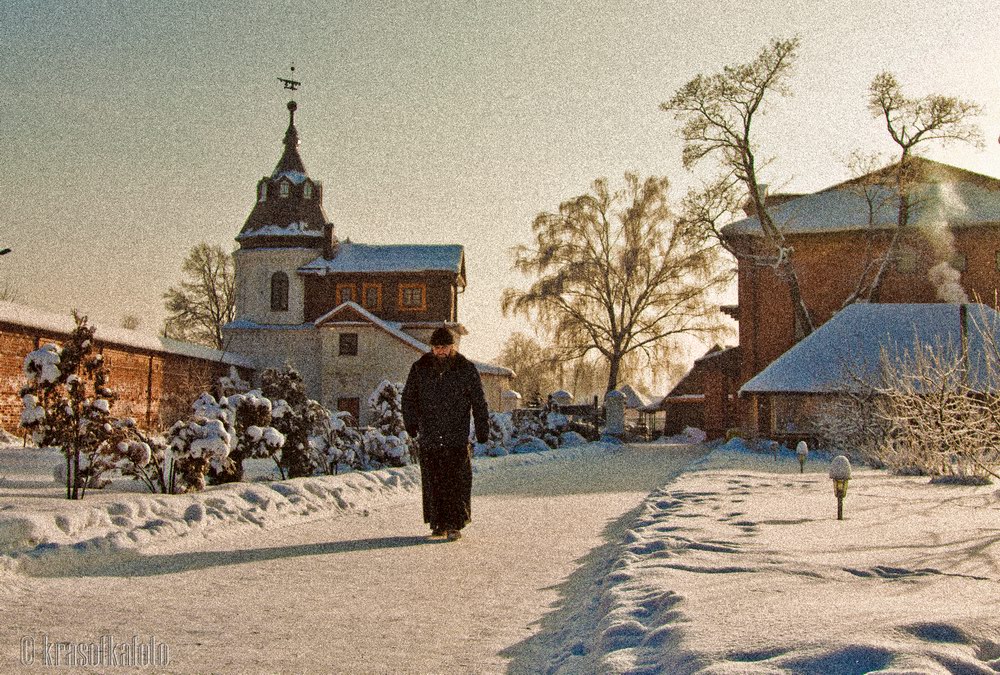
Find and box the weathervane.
[278,64,301,92]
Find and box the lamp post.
[829,455,852,520]
[796,441,808,473]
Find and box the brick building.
[694,158,1000,437]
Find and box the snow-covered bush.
[309,410,363,474]
[814,336,1000,482]
[261,367,321,478]
[512,437,551,454]
[365,380,412,467]
[19,313,132,499]
[167,402,235,493]
[559,431,587,447]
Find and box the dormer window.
[303,182,313,200]
[259,183,268,202]
[280,182,290,199]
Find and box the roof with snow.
[299,241,465,279]
[723,159,1000,237]
[618,384,647,409]
[233,301,511,378]
[0,301,253,367]
[238,101,332,249]
[740,303,1000,395]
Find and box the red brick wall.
[0,321,250,436]
[735,226,1000,387]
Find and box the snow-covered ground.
[1,441,998,673]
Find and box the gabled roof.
[723,158,1000,237]
[314,301,430,352]
[740,303,1000,395]
[313,301,512,377]
[299,241,465,281]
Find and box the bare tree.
[502,173,731,394]
[842,73,983,304]
[663,37,816,336]
[163,243,236,349]
[496,332,560,403]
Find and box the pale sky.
[2,0,999,368]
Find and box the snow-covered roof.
[314,301,430,352]
[740,303,1000,395]
[312,301,513,378]
[0,301,253,367]
[299,241,464,276]
[273,170,309,185]
[618,384,647,409]
[724,160,1000,237]
[236,221,323,240]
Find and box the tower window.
[259,183,268,202]
[270,272,289,311]
[303,182,313,199]
[280,182,290,199]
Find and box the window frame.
[362,282,382,311]
[399,283,427,312]
[303,182,313,199]
[338,332,358,356]
[279,181,290,198]
[895,248,917,274]
[336,284,356,305]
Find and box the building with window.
[689,158,1000,438]
[224,100,512,424]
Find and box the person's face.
[432,344,453,359]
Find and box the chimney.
[323,222,338,260]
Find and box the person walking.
[402,326,489,541]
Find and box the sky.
[2,0,999,372]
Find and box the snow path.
[0,443,708,673]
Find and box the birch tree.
[502,173,731,394]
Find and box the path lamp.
[829,455,852,520]
[796,441,808,473]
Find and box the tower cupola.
[237,98,336,252]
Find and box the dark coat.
[402,350,490,531]
[402,351,490,449]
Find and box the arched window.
[258,182,268,202]
[303,182,313,199]
[270,272,289,311]
[280,182,290,198]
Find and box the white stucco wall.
[320,325,424,426]
[233,247,319,325]
[222,326,322,397]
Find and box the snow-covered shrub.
[543,411,569,447]
[512,437,551,454]
[309,410,363,474]
[19,313,134,499]
[167,404,235,493]
[474,412,513,456]
[365,380,412,466]
[814,336,1000,482]
[559,431,587,447]
[261,367,321,478]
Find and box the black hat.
[429,326,455,346]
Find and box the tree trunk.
[606,354,621,394]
